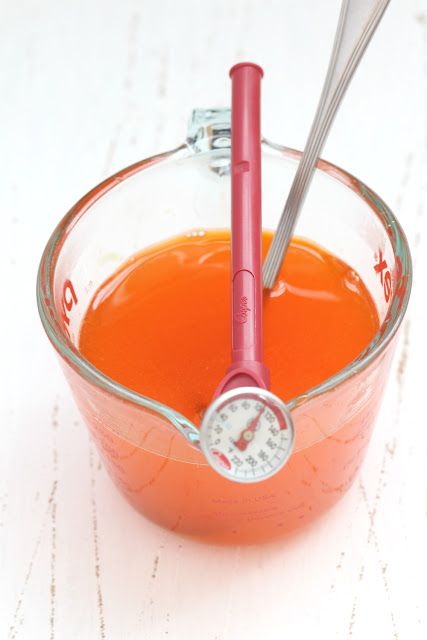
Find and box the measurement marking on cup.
[374,249,392,302]
[60,279,78,337]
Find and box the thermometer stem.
[215,63,270,396]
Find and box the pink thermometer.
[200,63,294,483]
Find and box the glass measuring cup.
[37,108,411,544]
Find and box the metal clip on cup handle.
[262,0,391,289]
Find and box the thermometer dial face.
[200,388,294,483]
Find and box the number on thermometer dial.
[200,388,294,483]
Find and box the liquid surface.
[79,230,379,425]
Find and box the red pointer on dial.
[234,406,266,452]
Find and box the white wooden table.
[1,1,426,638]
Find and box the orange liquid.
[78,230,381,542]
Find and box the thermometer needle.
[234,406,266,452]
